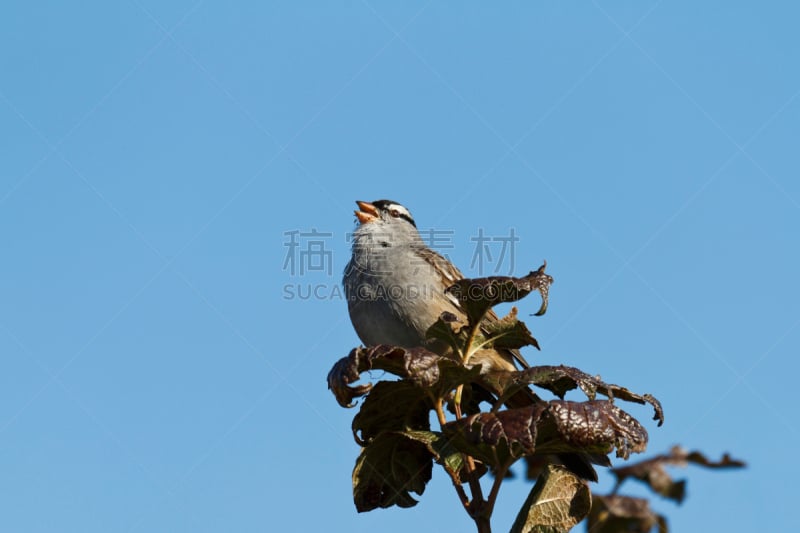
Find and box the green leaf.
[425,311,468,356]
[431,359,483,400]
[445,263,554,326]
[477,307,540,351]
[510,464,591,533]
[402,429,465,482]
[352,432,433,512]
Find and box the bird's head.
[352,199,419,247]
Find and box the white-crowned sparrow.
[343,199,530,374]
[342,199,602,480]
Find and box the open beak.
[354,200,379,224]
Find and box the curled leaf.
[445,263,554,325]
[327,345,447,407]
[486,365,664,427]
[610,446,746,503]
[327,348,373,408]
[681,448,746,469]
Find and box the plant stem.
[433,397,448,426]
[434,396,487,526]
[449,387,485,508]
[485,463,510,517]
[463,319,483,366]
[447,308,499,532]
[474,515,492,533]
[454,384,464,418]
[465,456,484,501]
[432,397,471,509]
[459,312,494,531]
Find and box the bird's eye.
[390,209,400,218]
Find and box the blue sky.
[2,1,798,531]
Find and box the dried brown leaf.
[352,381,431,445]
[486,365,664,427]
[610,446,746,503]
[587,494,667,533]
[352,432,433,512]
[442,400,648,469]
[445,263,554,325]
[327,345,452,407]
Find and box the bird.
[342,199,604,481]
[343,199,528,375]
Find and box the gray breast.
[343,245,443,348]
